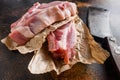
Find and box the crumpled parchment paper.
[1,15,109,75]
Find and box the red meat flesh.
[47,21,77,64]
[9,1,77,45]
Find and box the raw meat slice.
[47,21,77,64]
[9,1,77,45]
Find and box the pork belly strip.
[9,26,34,45]
[8,1,77,45]
[47,21,77,64]
[10,1,63,29]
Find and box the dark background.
[0,0,120,80]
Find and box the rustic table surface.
[0,0,120,80]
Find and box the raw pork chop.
[47,21,77,64]
[9,1,77,45]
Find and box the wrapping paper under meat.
[28,17,109,74]
[1,16,109,74]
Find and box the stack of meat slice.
[8,1,77,64]
[9,1,77,45]
[1,1,110,74]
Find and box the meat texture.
[47,21,77,64]
[8,1,77,45]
